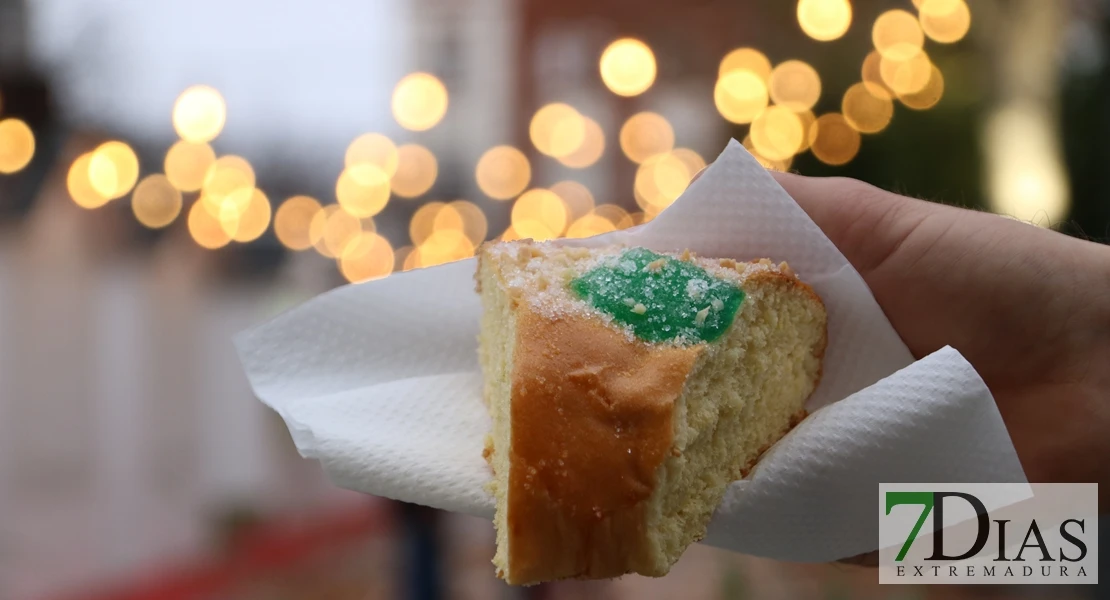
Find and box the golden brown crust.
[505,304,702,584]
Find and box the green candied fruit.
[569,248,744,345]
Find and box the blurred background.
[0,0,1106,598]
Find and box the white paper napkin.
[235,139,1027,562]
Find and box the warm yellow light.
[742,135,793,171]
[861,50,893,96]
[88,141,140,200]
[881,50,933,96]
[345,133,399,177]
[391,144,437,198]
[797,0,852,42]
[714,70,769,124]
[750,106,805,161]
[131,174,182,229]
[436,200,488,248]
[67,154,109,209]
[173,85,226,143]
[671,148,707,179]
[599,38,657,97]
[309,204,363,258]
[392,73,448,132]
[336,164,390,218]
[634,152,691,212]
[201,155,255,214]
[339,232,394,283]
[188,198,232,249]
[476,145,531,200]
[872,9,925,61]
[718,48,772,81]
[919,0,970,44]
[512,189,568,240]
[984,103,1069,226]
[274,195,322,251]
[0,118,34,174]
[565,213,617,239]
[221,188,271,242]
[593,204,634,229]
[842,82,894,133]
[558,117,605,169]
[809,113,861,165]
[417,229,474,266]
[768,60,822,112]
[530,103,586,158]
[898,64,945,110]
[393,245,414,271]
[619,112,674,164]
[164,141,215,192]
[549,181,595,221]
[410,201,446,246]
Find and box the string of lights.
[0,0,972,284]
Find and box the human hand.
[766,172,1110,497]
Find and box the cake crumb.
[680,249,693,262]
[779,261,795,278]
[632,303,647,315]
[758,258,772,266]
[719,258,736,269]
[694,307,710,326]
[644,258,667,272]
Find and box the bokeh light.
[599,38,656,97]
[336,164,391,218]
[67,154,110,209]
[88,141,140,200]
[768,60,822,112]
[164,141,216,192]
[172,85,226,143]
[550,181,595,221]
[188,198,232,249]
[201,156,255,214]
[750,106,806,161]
[221,188,271,243]
[339,232,395,283]
[620,112,674,164]
[131,174,182,229]
[391,144,438,198]
[530,103,586,158]
[719,48,772,81]
[985,103,1069,226]
[0,118,34,174]
[743,135,794,172]
[898,64,945,110]
[476,145,530,200]
[309,204,363,258]
[511,189,568,240]
[565,213,617,239]
[809,113,861,165]
[881,50,933,95]
[410,201,447,246]
[274,195,322,251]
[671,148,707,180]
[392,73,448,131]
[593,204,634,229]
[634,152,693,212]
[872,9,925,61]
[345,133,399,177]
[919,0,971,44]
[435,200,488,248]
[861,50,894,95]
[797,0,852,42]
[558,117,605,168]
[842,82,894,133]
[714,70,769,124]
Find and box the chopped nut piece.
[622,298,636,307]
[680,249,693,261]
[694,307,710,326]
[758,258,773,266]
[711,298,724,311]
[778,261,796,277]
[644,258,667,272]
[632,303,648,315]
[719,258,737,269]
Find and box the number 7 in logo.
[886,491,934,562]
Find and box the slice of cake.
[476,240,827,585]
